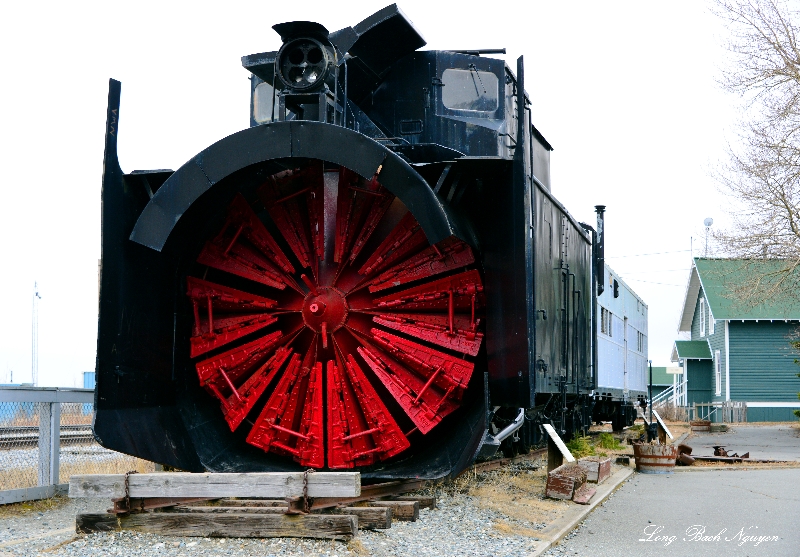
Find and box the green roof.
[679,258,800,330]
[649,366,673,385]
[673,340,711,360]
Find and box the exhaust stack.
[595,205,605,295]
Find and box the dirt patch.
[423,455,570,537]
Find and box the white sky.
[0,0,736,387]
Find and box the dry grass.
[59,457,155,481]
[0,469,37,491]
[411,454,570,538]
[453,456,569,537]
[0,494,70,517]
[347,538,370,555]
[0,455,155,491]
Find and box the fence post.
[37,402,52,487]
[51,402,61,486]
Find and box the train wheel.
[186,162,484,469]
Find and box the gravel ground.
[0,494,540,557]
[0,459,553,557]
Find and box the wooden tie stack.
[69,472,434,540]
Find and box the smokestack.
[595,205,606,295]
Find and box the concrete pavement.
[539,467,799,557]
[687,424,800,461]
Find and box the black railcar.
[94,4,632,479]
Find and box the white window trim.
[724,320,730,401]
[714,349,722,396]
[699,296,706,337]
[708,300,715,335]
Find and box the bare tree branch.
[713,0,800,305]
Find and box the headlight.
[275,37,331,91]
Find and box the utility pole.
[32,282,41,386]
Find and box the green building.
[648,366,679,401]
[671,258,800,422]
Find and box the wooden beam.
[69,472,360,499]
[368,500,418,521]
[172,505,391,529]
[384,496,436,509]
[309,479,426,510]
[205,499,287,507]
[171,506,286,514]
[75,512,357,540]
[331,507,392,529]
[543,424,574,473]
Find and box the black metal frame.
[94,4,606,477]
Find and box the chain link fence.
[0,388,155,504]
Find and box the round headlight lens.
[277,38,329,91]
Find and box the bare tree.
[712,0,800,303]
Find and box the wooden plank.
[69,472,360,500]
[542,424,575,464]
[331,507,392,529]
[387,495,436,509]
[368,500,418,521]
[652,409,674,440]
[171,506,287,514]
[572,484,596,505]
[545,474,575,500]
[310,479,427,510]
[75,512,357,540]
[197,499,287,507]
[174,505,391,529]
[576,457,612,484]
[546,463,586,500]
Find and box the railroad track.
[462,446,548,476]
[0,425,94,448]
[315,447,549,508]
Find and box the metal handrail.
[0,386,93,403]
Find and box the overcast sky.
[0,0,735,387]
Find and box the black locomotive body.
[94,4,633,479]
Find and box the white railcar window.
[600,307,613,337]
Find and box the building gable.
[678,259,800,330]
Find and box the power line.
[619,268,691,275]
[625,278,684,287]
[607,249,691,259]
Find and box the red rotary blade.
[198,241,291,291]
[257,164,324,271]
[196,194,296,289]
[221,346,293,432]
[372,313,484,356]
[366,236,476,293]
[369,329,473,397]
[327,357,410,468]
[333,168,394,265]
[246,357,325,468]
[357,212,428,277]
[371,269,484,311]
[195,330,285,402]
[187,277,279,357]
[357,344,458,434]
[225,193,295,274]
